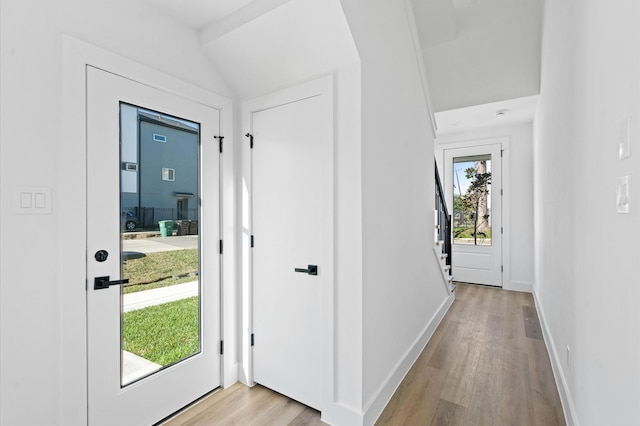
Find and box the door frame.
[240,76,335,414]
[60,35,235,424]
[437,136,512,290]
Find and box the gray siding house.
[121,107,199,227]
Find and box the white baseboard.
[504,280,533,293]
[223,361,240,387]
[362,293,455,425]
[533,291,579,426]
[321,401,364,426]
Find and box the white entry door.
[444,143,502,286]
[86,66,221,426]
[250,79,333,410]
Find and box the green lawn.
[123,249,199,294]
[122,296,200,366]
[454,226,492,239]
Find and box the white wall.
[340,0,451,423]
[534,0,640,424]
[202,0,359,100]
[437,122,535,292]
[0,1,233,425]
[331,62,364,422]
[422,0,542,112]
[2,1,454,424]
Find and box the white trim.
[433,247,454,294]
[437,136,511,289]
[241,76,335,418]
[162,167,176,181]
[500,140,511,290]
[321,402,364,426]
[153,133,167,143]
[533,291,579,426]
[61,35,235,425]
[363,293,455,425]
[437,137,509,151]
[402,0,438,138]
[505,280,533,293]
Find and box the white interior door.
[251,83,332,411]
[444,143,502,287]
[86,66,221,426]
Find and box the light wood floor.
[164,283,565,426]
[376,283,565,425]
[162,382,323,426]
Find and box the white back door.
[444,143,503,286]
[86,66,221,425]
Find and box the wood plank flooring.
[162,383,323,426]
[376,283,565,426]
[163,283,565,426]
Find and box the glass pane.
[119,103,201,386]
[452,154,492,246]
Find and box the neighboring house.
[121,107,199,227]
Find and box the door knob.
[294,265,318,276]
[94,276,130,290]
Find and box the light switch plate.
[14,186,52,214]
[616,176,630,213]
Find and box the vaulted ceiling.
[143,0,358,99]
[141,0,542,126]
[141,0,257,29]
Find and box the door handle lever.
[94,276,130,290]
[294,265,318,276]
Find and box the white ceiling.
[141,0,257,29]
[201,0,358,99]
[413,0,542,113]
[139,0,542,128]
[139,0,359,100]
[435,95,539,134]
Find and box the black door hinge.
[214,135,224,153]
[220,340,224,355]
[251,333,255,346]
[251,235,254,248]
[219,240,223,254]
[245,133,254,149]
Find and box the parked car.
[122,211,138,231]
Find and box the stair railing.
[435,160,452,274]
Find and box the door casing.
[437,137,512,289]
[60,36,235,425]
[86,66,221,425]
[240,76,335,414]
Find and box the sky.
[452,159,492,196]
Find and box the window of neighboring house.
[162,167,175,181]
[153,133,167,143]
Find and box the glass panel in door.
[452,154,492,246]
[120,103,201,386]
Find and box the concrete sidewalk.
[123,281,198,312]
[123,235,198,254]
[121,282,199,384]
[123,351,161,385]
